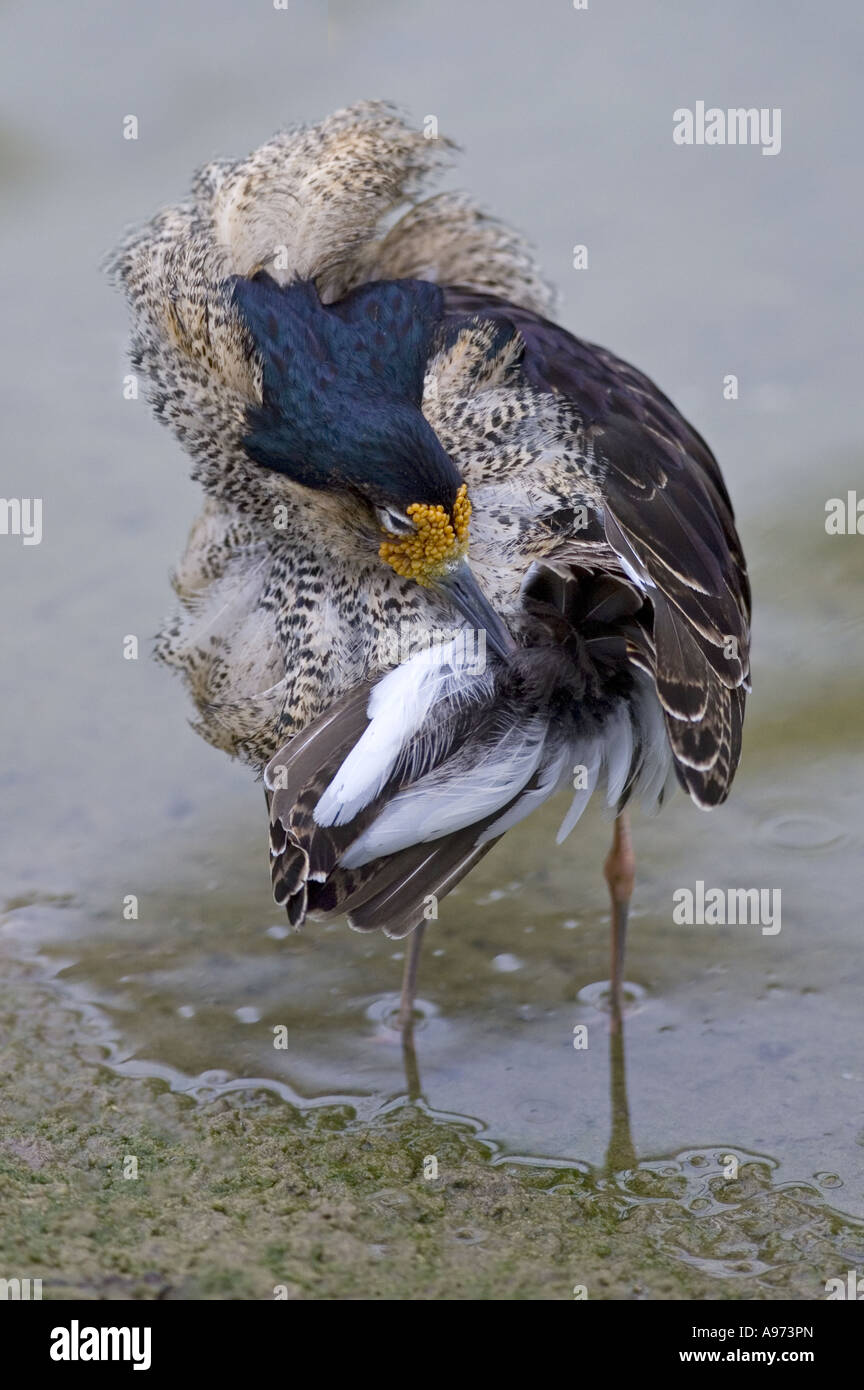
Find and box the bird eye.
[376,506,415,536]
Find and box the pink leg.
[604,810,635,1031]
[397,922,426,1030]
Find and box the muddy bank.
[2,948,860,1301]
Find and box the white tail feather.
[339,719,547,868]
[555,746,602,844]
[314,637,489,828]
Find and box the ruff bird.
[109,102,751,1029]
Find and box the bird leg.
[605,1024,637,1173]
[397,922,426,1030]
[604,810,635,1031]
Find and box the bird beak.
[433,557,516,660]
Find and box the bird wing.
[264,649,519,937]
[265,568,671,936]
[442,288,751,808]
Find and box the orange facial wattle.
[379,483,472,585]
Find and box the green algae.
[2,952,861,1301]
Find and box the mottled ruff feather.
[108,101,751,939]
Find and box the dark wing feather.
[443,288,751,807]
[265,683,374,926]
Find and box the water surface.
[2,0,863,1298]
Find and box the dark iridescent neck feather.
[232,273,462,510]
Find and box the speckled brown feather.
[109,102,750,938]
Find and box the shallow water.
[2,0,863,1297]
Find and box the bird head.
[371,454,513,660]
[331,401,516,661]
[233,274,515,659]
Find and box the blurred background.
[1,0,863,1293]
